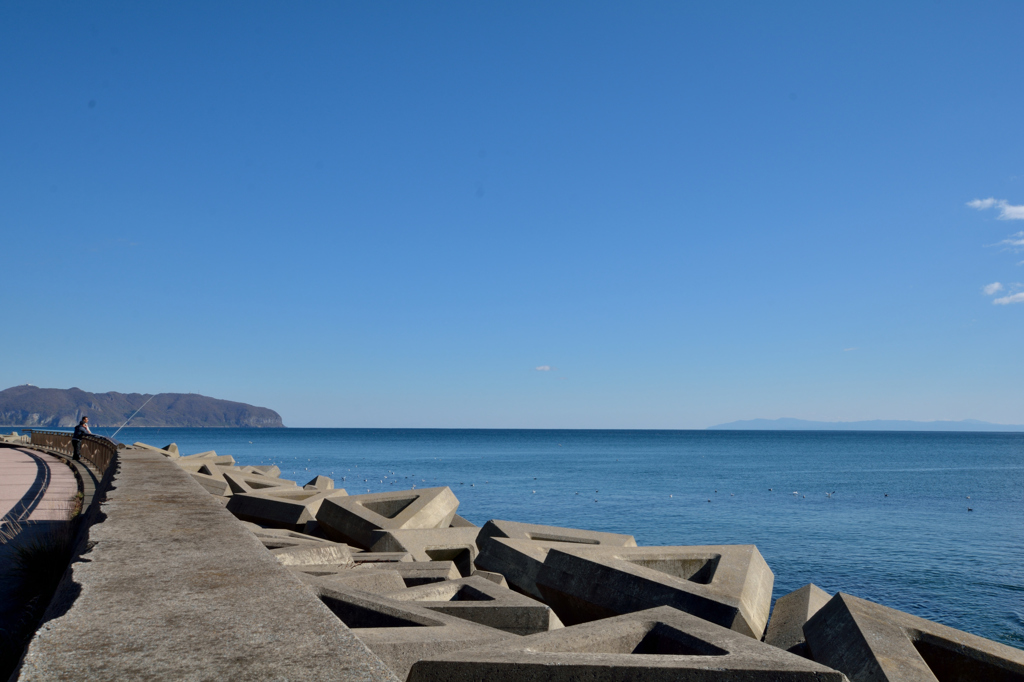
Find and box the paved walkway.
[15,448,396,681]
[0,446,81,668]
[0,447,78,523]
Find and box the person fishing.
[72,416,91,461]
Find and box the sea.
[69,427,1024,648]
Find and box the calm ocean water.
[86,427,1024,648]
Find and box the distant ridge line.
[0,385,284,428]
[707,418,1024,432]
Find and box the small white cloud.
[983,282,1004,295]
[1004,204,1024,220]
[535,365,552,371]
[993,292,1024,305]
[998,231,1024,250]
[843,347,858,352]
[968,198,1024,220]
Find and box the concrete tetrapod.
[765,583,832,657]
[294,568,409,595]
[534,544,774,638]
[474,537,557,601]
[407,605,847,682]
[222,472,298,494]
[354,560,462,586]
[369,527,482,577]
[351,552,414,564]
[449,514,477,528]
[385,575,564,635]
[240,464,281,478]
[304,475,335,491]
[132,442,180,458]
[269,542,355,567]
[316,487,460,549]
[178,451,235,466]
[474,520,637,600]
[186,470,233,497]
[306,579,517,681]
[803,592,1024,682]
[257,535,338,551]
[227,487,349,531]
[472,570,508,587]
[478,519,637,547]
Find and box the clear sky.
[2,2,1022,428]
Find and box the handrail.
[25,429,120,475]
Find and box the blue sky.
[2,2,1022,428]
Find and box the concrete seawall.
[10,440,1024,681]
[14,447,397,681]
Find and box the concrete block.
[227,488,349,531]
[197,463,225,477]
[174,461,210,474]
[474,537,559,601]
[222,472,297,495]
[187,463,225,479]
[408,605,846,682]
[479,519,637,547]
[290,564,360,576]
[473,520,636,600]
[188,471,232,497]
[132,441,180,458]
[765,583,831,656]
[352,552,414,564]
[250,526,332,542]
[355,560,462,586]
[472,570,508,588]
[386,575,563,635]
[163,442,180,455]
[306,580,517,681]
[535,544,774,639]
[804,592,1024,682]
[316,487,460,549]
[296,568,408,594]
[450,514,477,528]
[369,527,482,577]
[252,528,328,548]
[239,462,284,477]
[257,535,332,550]
[181,449,217,458]
[181,454,236,467]
[270,543,354,567]
[304,475,335,491]
[303,519,330,538]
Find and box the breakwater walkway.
[13,447,396,681]
[0,447,77,523]
[0,445,81,671]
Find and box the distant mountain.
[707,418,1024,432]
[0,385,284,428]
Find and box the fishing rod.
[111,394,156,439]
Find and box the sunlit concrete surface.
[0,447,77,522]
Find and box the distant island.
[0,385,284,428]
[707,417,1024,432]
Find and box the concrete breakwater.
[13,441,1024,681]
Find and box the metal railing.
[26,430,120,474]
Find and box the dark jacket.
[73,424,89,441]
